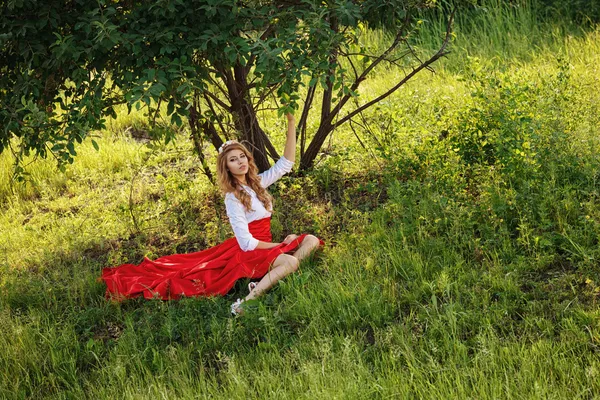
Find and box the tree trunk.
[299,121,332,170]
[298,10,455,171]
[234,97,271,172]
[188,104,215,184]
[299,16,337,171]
[227,64,272,172]
[298,83,316,159]
[202,117,224,152]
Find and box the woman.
[101,113,323,315]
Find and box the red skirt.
[101,217,322,300]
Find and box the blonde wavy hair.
[216,141,273,212]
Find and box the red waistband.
[248,217,272,242]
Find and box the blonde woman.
[102,113,323,315]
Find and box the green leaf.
[67,142,76,156]
[147,69,156,81]
[171,113,182,126]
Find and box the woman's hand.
[255,241,283,250]
[283,234,299,245]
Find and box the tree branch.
[346,54,360,83]
[327,13,412,124]
[348,118,382,168]
[298,82,316,158]
[298,81,316,134]
[352,99,383,148]
[244,23,277,75]
[151,97,162,127]
[253,83,281,112]
[319,16,339,123]
[334,8,456,129]
[206,73,230,99]
[204,89,232,112]
[406,41,435,74]
[203,93,230,141]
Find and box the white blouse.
[224,156,294,251]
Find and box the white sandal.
[248,282,258,294]
[230,298,244,316]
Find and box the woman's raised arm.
[259,113,296,188]
[283,113,296,162]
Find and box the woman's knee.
[274,254,299,272]
[287,255,299,272]
[303,234,320,249]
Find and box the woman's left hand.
[283,234,299,245]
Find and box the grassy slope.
[1,4,600,399]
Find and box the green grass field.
[1,2,600,398]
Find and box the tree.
[0,0,458,178]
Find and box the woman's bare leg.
[244,235,321,302]
[245,254,298,301]
[292,234,321,261]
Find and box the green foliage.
[448,61,545,171]
[1,0,444,173]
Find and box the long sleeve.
[225,193,259,252]
[259,155,294,188]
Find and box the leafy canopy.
[1,0,443,172]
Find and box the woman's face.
[225,149,248,178]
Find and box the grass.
[2,1,600,398]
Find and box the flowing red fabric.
[101,217,322,301]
